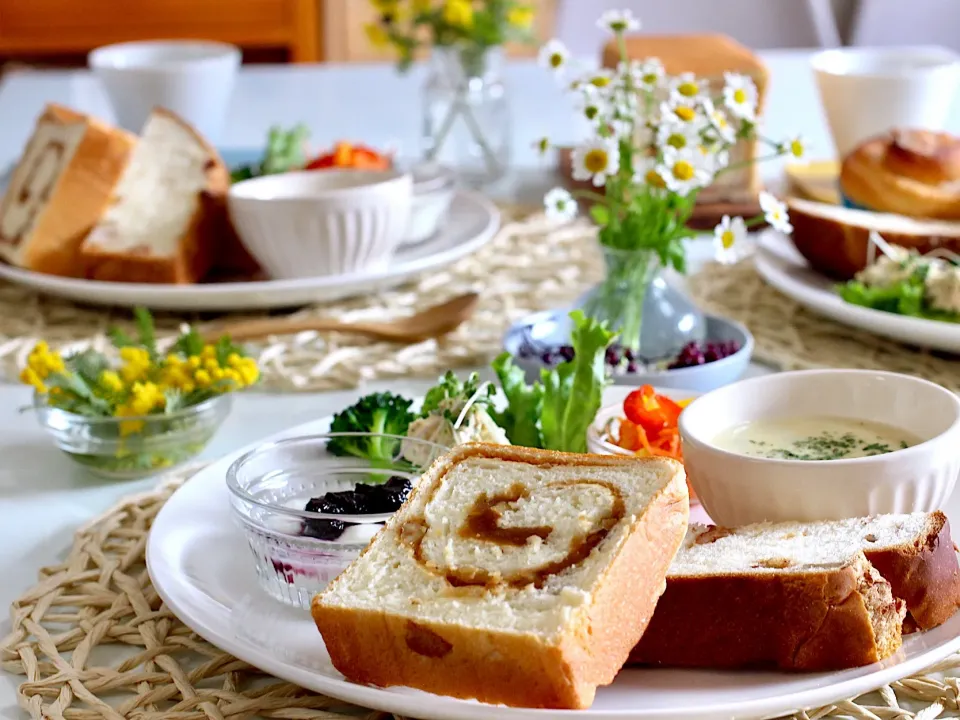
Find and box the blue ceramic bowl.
[502,310,754,393]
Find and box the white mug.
[88,40,240,142]
[811,46,960,158]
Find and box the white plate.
[147,390,960,720]
[755,231,960,353]
[0,191,499,312]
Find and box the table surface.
[1,50,959,719]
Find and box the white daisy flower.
[544,187,578,222]
[695,143,730,174]
[533,136,550,155]
[713,215,747,263]
[538,39,570,73]
[597,9,641,34]
[656,122,701,153]
[722,72,759,121]
[702,98,737,145]
[584,68,616,91]
[669,72,706,102]
[633,156,668,190]
[571,136,621,187]
[660,98,705,129]
[759,191,793,233]
[575,91,611,127]
[657,146,714,196]
[636,58,665,92]
[779,134,807,159]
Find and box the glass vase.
[422,46,510,188]
[579,246,707,360]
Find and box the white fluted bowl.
[228,170,412,280]
[679,370,960,526]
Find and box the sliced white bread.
[0,104,135,277]
[788,197,960,280]
[631,512,960,670]
[312,443,690,710]
[80,108,229,284]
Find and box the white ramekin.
[228,170,412,280]
[679,369,960,526]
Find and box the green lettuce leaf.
[839,279,960,323]
[491,353,544,448]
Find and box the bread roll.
[840,129,960,220]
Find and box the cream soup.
[711,416,921,461]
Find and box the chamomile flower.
[539,39,570,73]
[660,98,705,129]
[657,146,713,196]
[633,157,668,190]
[544,187,578,222]
[722,72,759,121]
[656,122,701,153]
[695,143,730,174]
[597,9,641,34]
[571,136,621,187]
[713,215,747,263]
[533,136,550,155]
[669,72,706,102]
[636,58,665,92]
[576,92,611,127]
[585,69,616,90]
[779,134,807,159]
[759,191,793,233]
[702,98,737,145]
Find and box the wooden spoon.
[201,293,480,345]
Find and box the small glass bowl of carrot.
[590,385,697,501]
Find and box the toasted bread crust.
[788,199,960,280]
[630,554,903,671]
[313,443,689,709]
[0,104,135,277]
[864,511,960,630]
[80,108,229,284]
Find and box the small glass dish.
[33,393,232,480]
[226,432,449,609]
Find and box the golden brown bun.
[80,108,229,284]
[0,104,135,277]
[840,129,960,220]
[788,197,960,280]
[313,443,690,710]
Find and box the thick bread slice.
[788,197,960,280]
[0,104,134,277]
[80,108,229,284]
[630,512,960,670]
[312,443,689,710]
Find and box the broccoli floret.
[327,392,416,466]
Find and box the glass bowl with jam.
[226,432,449,609]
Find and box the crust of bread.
[80,108,229,284]
[0,104,135,277]
[840,131,960,220]
[864,511,960,630]
[630,553,904,671]
[788,198,960,280]
[312,443,689,710]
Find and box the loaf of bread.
[603,34,768,205]
[312,443,689,710]
[788,197,960,280]
[631,525,905,671]
[0,104,135,277]
[80,108,229,284]
[631,512,960,671]
[840,129,960,220]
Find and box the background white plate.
[0,191,499,312]
[147,388,960,720]
[755,232,960,353]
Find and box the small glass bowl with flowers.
[20,309,260,480]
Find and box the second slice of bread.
[312,443,690,710]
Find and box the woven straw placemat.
[1,464,956,720]
[688,259,960,394]
[0,207,603,393]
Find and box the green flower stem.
[583,250,658,353]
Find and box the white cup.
[89,40,240,142]
[811,46,960,158]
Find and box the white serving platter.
[755,231,960,353]
[0,191,499,312]
[147,386,960,720]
